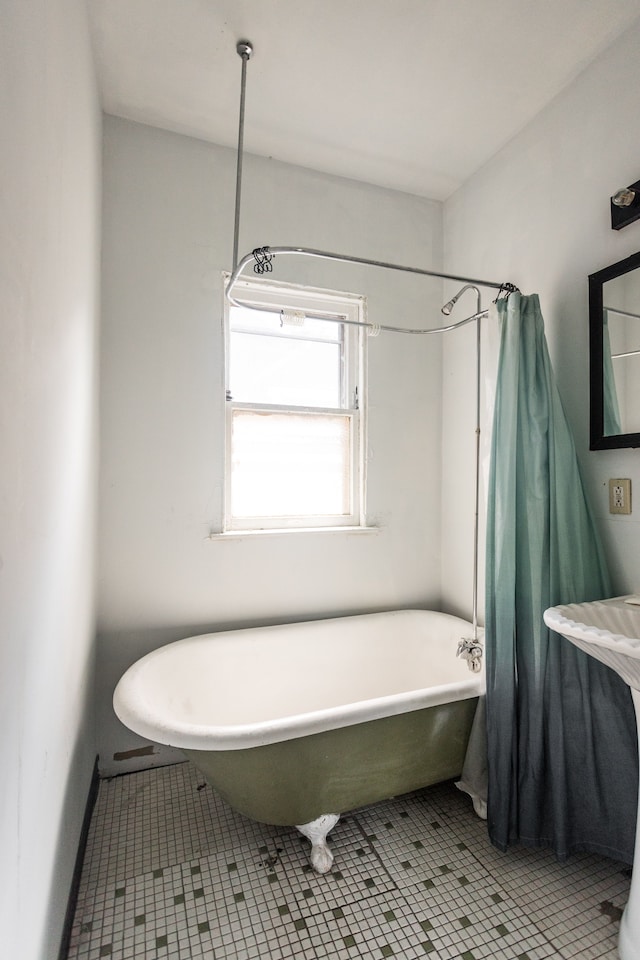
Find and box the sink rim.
[543,595,640,660]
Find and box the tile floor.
[67,762,630,960]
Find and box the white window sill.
[206,525,380,541]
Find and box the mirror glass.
[589,251,640,449]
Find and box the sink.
[544,595,640,960]
[544,596,640,688]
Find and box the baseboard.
[58,755,100,960]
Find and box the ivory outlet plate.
[609,478,632,515]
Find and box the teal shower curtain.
[603,314,622,436]
[485,293,637,862]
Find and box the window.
[223,277,366,531]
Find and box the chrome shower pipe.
[441,285,483,643]
[472,312,482,644]
[232,41,253,270]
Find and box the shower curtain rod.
[227,42,518,326]
[226,246,511,335]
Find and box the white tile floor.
[67,762,630,959]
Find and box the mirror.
[589,250,640,449]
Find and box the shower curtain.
[603,314,622,436]
[485,292,638,862]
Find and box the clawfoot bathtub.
[114,609,484,872]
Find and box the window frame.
[223,275,367,532]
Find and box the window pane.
[231,410,351,518]
[230,332,342,407]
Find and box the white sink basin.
[544,595,640,960]
[544,596,640,689]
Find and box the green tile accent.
[278,905,290,916]
[400,810,409,817]
[99,947,112,958]
[384,821,394,830]
[194,888,204,899]
[303,888,315,899]
[438,864,452,873]
[495,923,509,936]
[190,866,201,875]
[259,845,268,854]
[413,840,424,849]
[380,946,394,958]
[516,954,531,960]
[227,862,238,872]
[268,874,279,884]
[114,887,125,898]
[401,861,413,870]
[364,878,376,888]
[457,875,470,885]
[234,892,245,903]
[294,919,307,931]
[80,922,92,934]
[420,919,433,932]
[197,921,210,934]
[421,941,435,954]
[459,915,472,928]
[366,833,377,841]
[332,907,345,919]
[422,879,435,890]
[457,842,468,850]
[356,847,366,856]
[333,870,343,879]
[490,892,503,903]
[134,914,145,926]
[343,935,356,948]
[460,952,476,960]
[383,910,396,922]
[173,894,185,905]
[155,935,167,948]
[153,868,163,878]
[430,821,440,829]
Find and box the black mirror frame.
[589,249,640,450]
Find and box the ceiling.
[87,0,640,200]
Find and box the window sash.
[228,329,346,408]
[226,406,359,529]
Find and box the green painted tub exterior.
[185,696,478,825]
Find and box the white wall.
[98,117,444,774]
[442,19,640,618]
[0,2,101,958]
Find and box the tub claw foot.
[295,813,340,874]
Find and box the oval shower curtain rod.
[227,40,518,327]
[226,246,500,335]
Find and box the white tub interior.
[114,609,485,750]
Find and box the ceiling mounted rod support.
[232,40,253,270]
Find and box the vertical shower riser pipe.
[472,316,481,643]
[233,41,253,270]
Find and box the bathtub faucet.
[457,637,483,673]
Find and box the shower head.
[441,284,481,316]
